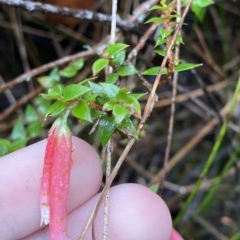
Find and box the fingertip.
[170,228,184,240]
[68,184,172,240]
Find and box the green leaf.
[149,5,168,11]
[182,0,213,21]
[72,100,92,122]
[11,119,26,141]
[118,65,138,77]
[100,83,120,98]
[105,43,129,57]
[35,97,51,116]
[25,105,38,123]
[92,58,109,76]
[88,81,104,94]
[27,121,42,138]
[149,184,158,193]
[9,139,28,153]
[155,37,166,47]
[113,104,128,125]
[141,63,202,76]
[176,35,184,44]
[117,117,138,139]
[155,50,167,57]
[37,68,60,88]
[113,50,126,67]
[192,0,214,8]
[0,139,11,156]
[99,115,116,147]
[40,85,62,100]
[90,109,102,118]
[160,29,173,39]
[163,14,181,20]
[191,4,206,21]
[47,101,67,116]
[106,73,119,84]
[37,76,55,89]
[174,63,202,72]
[145,17,164,24]
[49,67,60,82]
[125,96,141,119]
[142,67,167,75]
[62,84,90,102]
[60,63,77,78]
[72,58,84,70]
[130,92,146,100]
[103,100,116,111]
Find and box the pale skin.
[0,137,183,240]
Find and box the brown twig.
[127,22,159,63]
[158,0,182,195]
[0,0,138,32]
[0,86,43,121]
[0,49,94,93]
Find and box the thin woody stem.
[101,1,117,239]
[0,0,137,32]
[158,0,182,195]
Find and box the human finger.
[24,184,172,240]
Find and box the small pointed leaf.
[88,81,104,94]
[60,63,77,78]
[0,139,11,156]
[113,104,128,125]
[27,121,42,138]
[9,139,28,153]
[103,100,116,111]
[149,5,168,11]
[72,58,84,70]
[174,63,202,72]
[105,43,129,57]
[37,76,55,89]
[72,100,92,122]
[92,58,109,76]
[145,17,164,24]
[118,65,138,77]
[142,67,167,75]
[11,119,26,141]
[160,29,173,39]
[113,50,126,67]
[100,83,120,98]
[106,73,119,84]
[49,68,60,82]
[155,50,167,57]
[25,105,38,123]
[62,84,90,101]
[47,101,67,116]
[99,115,116,147]
[130,92,146,100]
[126,96,141,118]
[117,117,138,139]
[155,37,166,47]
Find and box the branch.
[0,0,137,31]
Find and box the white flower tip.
[40,205,50,226]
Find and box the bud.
[40,117,72,240]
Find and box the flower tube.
[40,117,72,240]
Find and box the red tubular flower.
[40,117,72,240]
